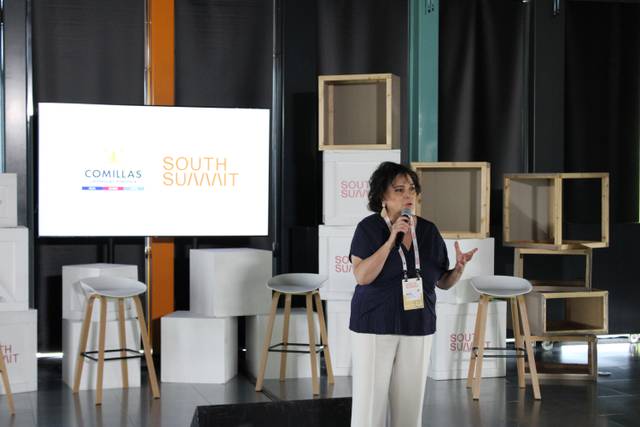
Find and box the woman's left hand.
[454,241,477,273]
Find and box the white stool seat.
[470,275,532,298]
[267,273,327,294]
[78,276,147,299]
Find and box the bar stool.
[0,345,14,414]
[72,276,160,405]
[255,273,334,395]
[466,275,541,400]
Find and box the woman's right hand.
[387,215,411,247]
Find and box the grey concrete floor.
[0,340,639,426]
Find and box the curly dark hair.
[367,161,421,212]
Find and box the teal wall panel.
[408,0,438,162]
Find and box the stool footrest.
[472,346,526,358]
[81,348,143,362]
[268,342,325,354]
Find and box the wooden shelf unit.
[514,247,592,289]
[411,162,490,239]
[523,286,608,336]
[525,335,598,381]
[318,73,400,150]
[503,173,609,250]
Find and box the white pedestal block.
[246,308,320,380]
[429,301,506,380]
[62,264,138,321]
[436,238,494,304]
[0,227,28,311]
[323,150,400,225]
[0,310,37,394]
[161,311,237,384]
[318,225,357,300]
[0,174,17,228]
[326,300,352,376]
[190,248,272,317]
[62,318,141,391]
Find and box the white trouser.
[350,332,433,427]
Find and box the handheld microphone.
[395,208,413,247]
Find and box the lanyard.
[383,214,421,280]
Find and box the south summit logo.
[82,150,144,191]
[162,156,239,188]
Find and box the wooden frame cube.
[523,286,608,336]
[318,73,400,150]
[525,335,598,381]
[411,162,490,239]
[503,173,609,250]
[514,247,592,289]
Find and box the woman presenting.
[349,162,477,427]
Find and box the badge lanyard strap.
[383,215,421,281]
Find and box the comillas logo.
[162,156,239,187]
[84,169,143,179]
[340,180,369,198]
[81,149,145,191]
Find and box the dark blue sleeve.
[349,221,375,263]
[435,228,450,279]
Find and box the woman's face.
[382,174,417,216]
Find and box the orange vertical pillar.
[147,0,175,348]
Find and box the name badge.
[402,277,424,311]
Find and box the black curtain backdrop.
[565,1,640,225]
[175,0,272,109]
[33,0,144,104]
[317,0,408,151]
[439,0,527,188]
[32,0,145,351]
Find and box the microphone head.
[401,207,413,217]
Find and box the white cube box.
[0,310,37,394]
[161,311,237,384]
[246,308,320,380]
[0,227,28,311]
[62,264,138,321]
[323,150,400,225]
[190,248,272,317]
[62,318,141,390]
[326,300,352,376]
[318,225,357,300]
[429,301,506,380]
[436,238,494,304]
[0,174,17,228]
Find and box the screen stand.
[144,237,152,341]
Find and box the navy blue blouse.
[349,213,450,336]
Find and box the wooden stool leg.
[466,294,485,388]
[256,292,280,392]
[314,292,334,384]
[517,295,541,400]
[279,294,292,382]
[73,295,97,393]
[510,297,525,388]
[0,346,15,414]
[133,296,160,399]
[588,336,598,380]
[472,295,490,400]
[117,299,129,388]
[306,292,320,395]
[96,296,108,406]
